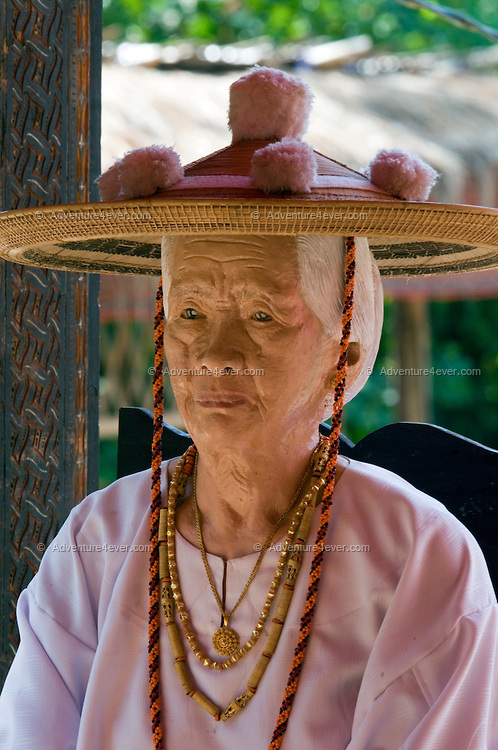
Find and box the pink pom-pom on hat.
[367,148,439,202]
[97,161,122,202]
[251,138,317,194]
[229,67,313,143]
[96,145,183,201]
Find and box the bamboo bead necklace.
[159,441,330,720]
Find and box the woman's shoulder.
[58,460,176,545]
[334,456,494,607]
[338,455,460,533]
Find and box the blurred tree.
[102,0,498,51]
[430,298,498,448]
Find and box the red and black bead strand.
[149,277,165,749]
[269,236,356,749]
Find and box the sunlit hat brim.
[1,141,498,276]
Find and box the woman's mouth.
[194,391,251,408]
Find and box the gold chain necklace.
[159,441,330,720]
[192,453,311,656]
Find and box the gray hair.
[161,234,383,408]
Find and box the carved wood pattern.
[9,1,64,208]
[0,0,100,680]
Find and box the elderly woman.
[0,68,497,749]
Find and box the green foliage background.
[103,0,497,51]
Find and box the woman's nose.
[197,318,247,373]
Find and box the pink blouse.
[1,457,497,749]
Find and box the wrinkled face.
[163,235,339,448]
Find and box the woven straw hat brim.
[1,141,498,276]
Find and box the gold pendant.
[212,621,240,656]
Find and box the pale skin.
[163,235,348,559]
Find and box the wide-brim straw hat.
[1,66,498,277]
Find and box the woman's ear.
[325,341,361,391]
[347,341,361,367]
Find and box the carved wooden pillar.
[0,0,101,684]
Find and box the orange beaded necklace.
[148,236,356,748]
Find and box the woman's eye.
[181,308,200,320]
[253,310,272,322]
